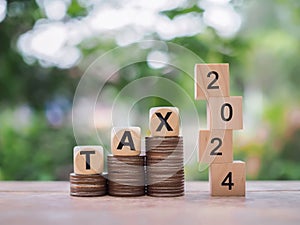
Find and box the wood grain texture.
[209,161,246,196]
[194,63,230,100]
[73,146,104,174]
[0,181,300,225]
[111,127,141,156]
[207,96,243,130]
[198,130,233,164]
[149,107,180,137]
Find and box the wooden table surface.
[0,181,299,225]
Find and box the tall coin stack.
[195,63,246,196]
[146,107,184,197]
[70,146,107,197]
[108,127,145,196]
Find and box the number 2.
[210,138,222,156]
[207,71,219,89]
[221,172,234,190]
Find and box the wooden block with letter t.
[194,63,230,100]
[207,96,243,130]
[74,146,104,175]
[111,127,141,156]
[199,130,233,164]
[149,107,179,137]
[209,161,246,196]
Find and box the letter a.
[117,131,136,151]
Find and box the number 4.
[221,172,234,190]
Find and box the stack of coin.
[70,146,107,197]
[107,155,146,197]
[70,173,107,197]
[146,136,184,197]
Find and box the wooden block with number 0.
[74,146,104,175]
[209,161,246,196]
[199,130,233,164]
[194,64,230,100]
[111,127,141,156]
[207,96,243,130]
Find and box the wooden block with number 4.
[74,146,104,175]
[199,130,233,164]
[149,107,179,137]
[207,96,243,130]
[111,127,141,156]
[195,63,230,100]
[209,161,246,196]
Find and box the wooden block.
[207,96,243,130]
[195,63,230,100]
[209,161,246,196]
[111,127,141,156]
[149,107,179,137]
[199,130,233,164]
[73,146,104,175]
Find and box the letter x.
[155,112,173,131]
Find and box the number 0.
[221,103,233,122]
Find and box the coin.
[69,173,107,197]
[146,136,184,197]
[107,155,146,197]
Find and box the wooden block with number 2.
[209,161,246,196]
[194,64,230,100]
[199,130,233,164]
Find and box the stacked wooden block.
[195,64,246,196]
[108,127,145,196]
[70,146,107,197]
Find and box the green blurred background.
[0,0,300,181]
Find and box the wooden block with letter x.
[74,146,104,175]
[195,63,230,100]
[111,127,141,156]
[199,130,233,164]
[149,107,180,137]
[207,96,243,130]
[209,161,246,196]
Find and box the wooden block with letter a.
[149,107,179,137]
[74,146,104,175]
[209,161,246,196]
[194,63,230,100]
[111,127,141,156]
[207,96,243,130]
[199,130,233,164]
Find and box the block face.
[111,127,141,156]
[195,64,230,100]
[74,146,104,175]
[207,96,243,130]
[199,130,233,164]
[209,161,246,196]
[149,107,179,137]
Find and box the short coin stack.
[146,107,184,197]
[70,146,107,197]
[108,127,145,196]
[70,173,107,197]
[107,155,145,197]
